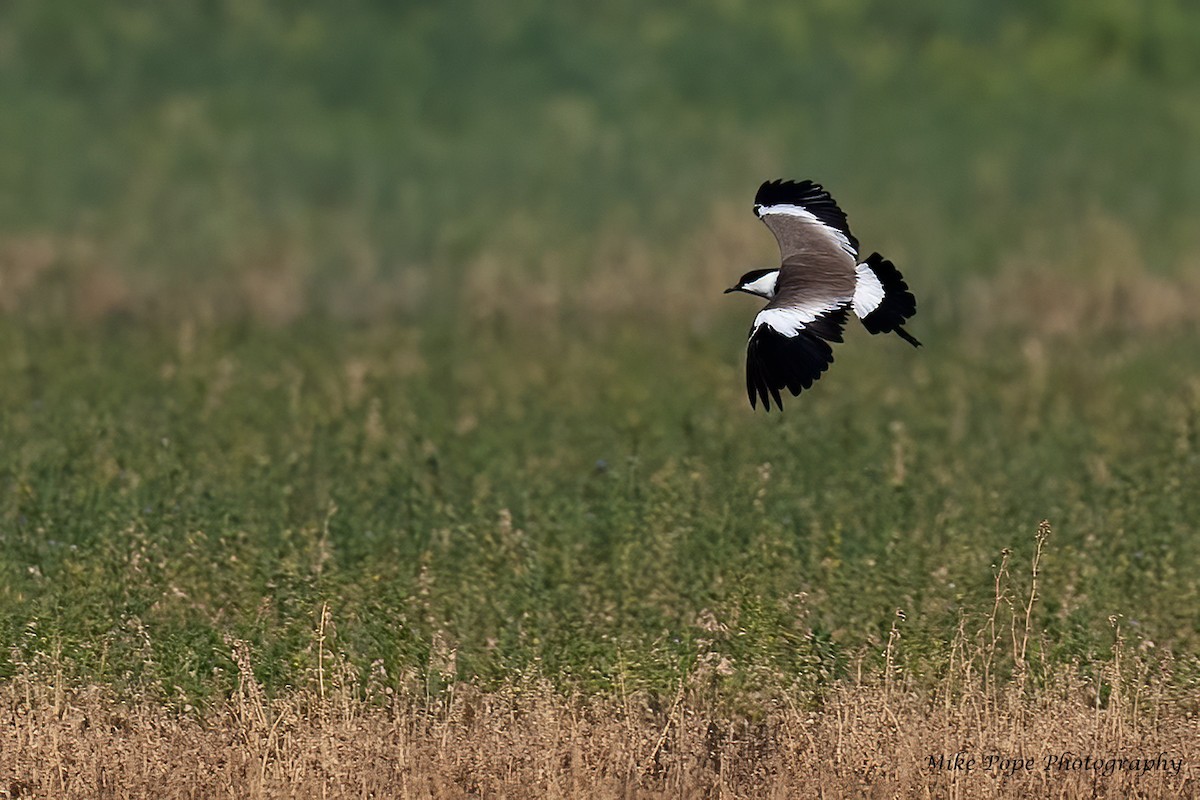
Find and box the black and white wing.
[745,302,849,411]
[754,179,859,262]
[745,180,860,410]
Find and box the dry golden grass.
[3,532,1196,800]
[2,658,1196,799]
[4,533,1197,800]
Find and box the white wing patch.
[853,262,885,318]
[755,203,857,257]
[754,301,847,338]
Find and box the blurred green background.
[1,2,1199,703]
[3,0,1199,319]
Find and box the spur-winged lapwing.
[725,179,920,411]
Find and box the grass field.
[2,2,1200,796]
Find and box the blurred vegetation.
[2,305,1199,704]
[1,2,1199,705]
[2,0,1199,305]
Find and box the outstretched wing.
[745,303,849,411]
[755,179,858,315]
[754,179,860,262]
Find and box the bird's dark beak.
[723,286,738,294]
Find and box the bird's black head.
[724,268,780,299]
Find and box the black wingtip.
[744,319,842,412]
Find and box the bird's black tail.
[855,253,921,348]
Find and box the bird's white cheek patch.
[853,263,885,318]
[740,271,779,298]
[754,303,844,337]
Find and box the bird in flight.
[725,179,921,411]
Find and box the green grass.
[2,307,1198,705]
[2,2,1200,709]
